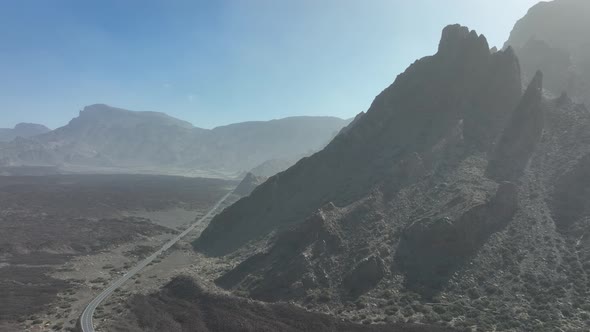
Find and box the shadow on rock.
[394,182,518,297]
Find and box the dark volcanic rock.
[551,153,590,230]
[196,15,590,331]
[486,71,545,181]
[215,206,344,302]
[342,255,386,296]
[112,276,458,332]
[195,24,522,257]
[396,182,518,295]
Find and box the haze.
[4,1,590,331]
[0,0,538,129]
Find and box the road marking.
[79,191,233,332]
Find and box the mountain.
[233,172,267,197]
[196,24,523,256]
[249,156,306,177]
[207,117,345,172]
[194,23,590,331]
[0,123,50,142]
[0,104,349,175]
[505,0,590,104]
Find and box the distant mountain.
[505,0,590,104]
[109,276,457,332]
[0,123,50,142]
[0,104,349,175]
[194,23,590,331]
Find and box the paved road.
[80,191,233,332]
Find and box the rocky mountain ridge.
[193,19,590,331]
[0,104,350,176]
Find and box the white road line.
[79,191,233,332]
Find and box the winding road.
[80,191,234,332]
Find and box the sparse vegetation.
[0,174,232,326]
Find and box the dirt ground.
[0,174,235,332]
[94,194,243,331]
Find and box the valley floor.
[0,174,235,332]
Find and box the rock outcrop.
[486,71,545,181]
[195,24,522,257]
[215,206,345,302]
[194,17,590,331]
[396,182,518,295]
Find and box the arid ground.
[0,174,235,332]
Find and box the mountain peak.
[437,24,490,58]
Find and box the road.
[79,191,234,332]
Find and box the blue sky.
[0,0,540,129]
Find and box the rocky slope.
[108,276,457,332]
[0,123,50,142]
[194,23,590,331]
[248,157,303,177]
[0,104,349,175]
[195,24,523,256]
[505,0,590,104]
[233,172,267,197]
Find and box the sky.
[0,0,541,129]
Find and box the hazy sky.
[0,0,541,129]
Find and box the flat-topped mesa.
[71,104,195,129]
[0,123,50,142]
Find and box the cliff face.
[194,23,590,331]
